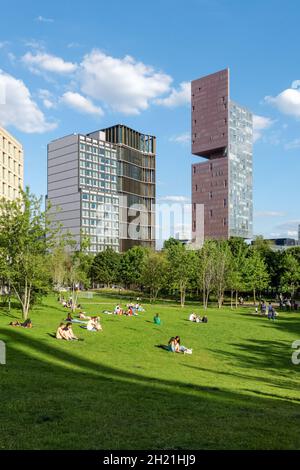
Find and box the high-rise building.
[97,125,156,251]
[0,127,24,200]
[47,125,156,253]
[191,69,253,244]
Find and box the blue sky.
[0,0,299,241]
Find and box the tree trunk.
[230,289,233,310]
[235,291,238,309]
[253,288,256,306]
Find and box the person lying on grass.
[10,319,33,328]
[86,316,102,332]
[78,311,91,320]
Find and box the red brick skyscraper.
[191,69,253,245]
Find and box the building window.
[210,209,213,218]
[209,191,213,199]
[223,198,227,207]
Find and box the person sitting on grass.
[87,316,102,332]
[154,313,161,325]
[175,336,193,354]
[168,337,176,352]
[65,313,73,322]
[56,322,69,340]
[202,315,208,323]
[189,312,197,322]
[64,322,78,340]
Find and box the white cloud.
[253,114,274,142]
[285,138,300,150]
[61,91,103,116]
[38,89,56,109]
[169,131,191,145]
[79,49,172,114]
[159,195,191,203]
[22,52,77,74]
[35,16,54,23]
[156,81,191,107]
[272,220,300,238]
[265,85,300,118]
[255,211,287,217]
[0,70,57,133]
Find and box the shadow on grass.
[0,328,300,450]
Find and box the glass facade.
[228,101,253,238]
[79,135,120,253]
[100,125,156,251]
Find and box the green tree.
[0,188,57,319]
[244,250,269,304]
[141,251,168,302]
[163,237,181,250]
[228,237,248,308]
[198,240,217,310]
[119,246,147,288]
[90,248,121,287]
[63,235,92,312]
[166,243,197,307]
[213,241,232,309]
[279,252,300,298]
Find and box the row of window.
[0,153,23,173]
[80,177,117,191]
[82,218,119,228]
[80,152,117,166]
[80,169,117,182]
[0,138,22,160]
[80,143,117,157]
[82,193,119,204]
[79,160,117,173]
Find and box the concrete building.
[47,125,156,253]
[191,69,253,245]
[0,127,23,200]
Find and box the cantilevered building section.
[47,125,156,253]
[191,69,253,244]
[98,125,156,251]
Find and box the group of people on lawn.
[254,301,278,320]
[113,302,144,316]
[189,312,208,323]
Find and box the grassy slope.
[0,294,299,450]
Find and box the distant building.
[191,69,253,245]
[0,127,23,200]
[264,238,296,251]
[47,125,156,253]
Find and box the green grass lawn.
[0,293,300,450]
